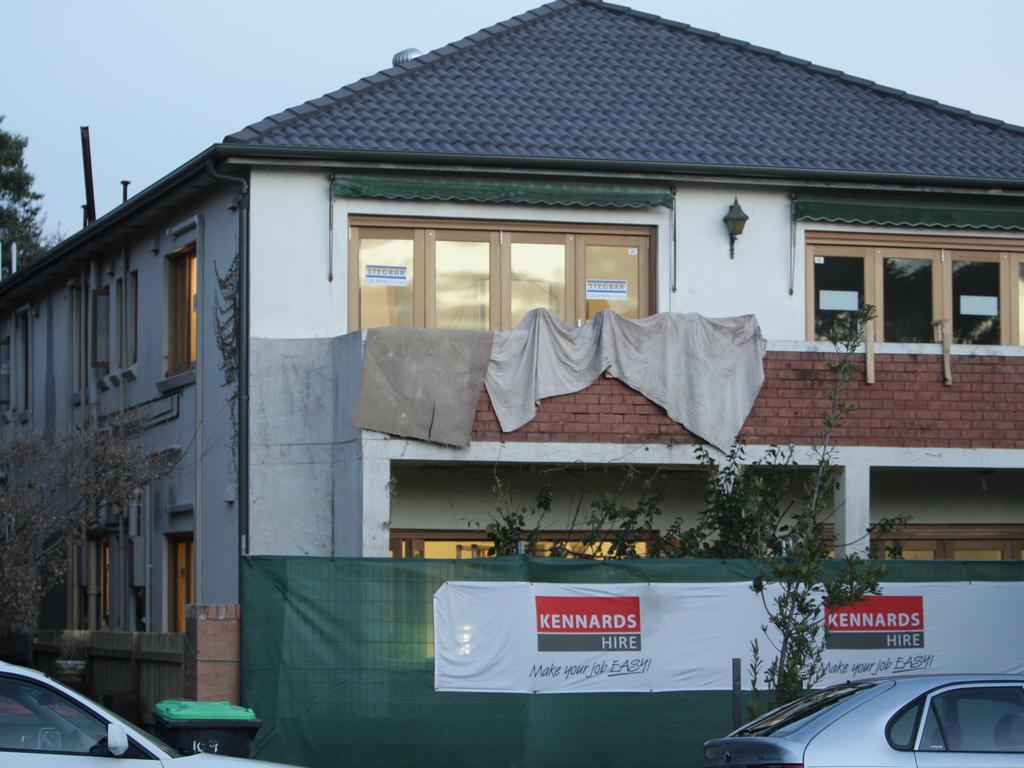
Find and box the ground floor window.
[389,529,650,559]
[349,217,653,331]
[874,524,1024,560]
[806,232,1024,345]
[167,533,194,632]
[396,526,1023,561]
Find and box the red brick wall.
[184,604,241,704]
[471,352,1024,449]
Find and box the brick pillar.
[184,604,241,703]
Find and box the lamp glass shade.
[724,199,749,236]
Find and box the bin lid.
[153,700,258,721]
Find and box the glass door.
[574,234,649,323]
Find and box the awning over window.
[332,174,673,209]
[795,194,1024,231]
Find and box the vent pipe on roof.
[392,48,421,66]
[80,126,97,227]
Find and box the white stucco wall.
[249,170,340,338]
[672,188,803,339]
[248,171,821,342]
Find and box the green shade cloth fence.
[332,174,674,208]
[795,194,1024,231]
[242,556,1024,768]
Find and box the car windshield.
[738,683,876,737]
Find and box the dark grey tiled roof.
[225,0,1024,181]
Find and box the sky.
[3,0,1024,240]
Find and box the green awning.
[795,193,1024,231]
[332,174,673,209]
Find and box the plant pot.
[54,659,87,684]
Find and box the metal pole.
[732,657,742,729]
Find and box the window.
[68,282,86,393]
[114,277,124,369]
[167,533,194,633]
[127,270,138,366]
[90,286,109,369]
[15,310,29,410]
[0,675,107,754]
[806,233,1024,345]
[101,536,111,628]
[389,529,651,559]
[0,337,9,408]
[873,524,1024,561]
[349,218,652,331]
[737,683,876,737]
[114,271,139,369]
[887,698,924,750]
[167,244,197,375]
[920,685,1024,752]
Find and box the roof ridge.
[224,0,584,144]
[584,0,1024,138]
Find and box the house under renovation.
[0,0,1022,666]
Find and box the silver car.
[704,675,1024,768]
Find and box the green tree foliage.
[0,117,46,271]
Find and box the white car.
[0,660,296,766]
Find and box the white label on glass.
[960,295,998,316]
[814,256,825,264]
[364,264,408,287]
[819,290,859,311]
[627,247,638,256]
[586,279,628,301]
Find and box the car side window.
[919,686,1024,753]
[886,697,923,750]
[0,675,107,755]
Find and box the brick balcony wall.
[470,352,1024,449]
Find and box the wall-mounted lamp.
[723,198,748,259]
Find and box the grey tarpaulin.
[352,327,493,447]
[485,309,766,451]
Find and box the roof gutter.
[6,140,1024,301]
[214,142,1024,194]
[0,146,215,300]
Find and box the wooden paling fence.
[34,630,185,725]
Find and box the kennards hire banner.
[433,581,1024,693]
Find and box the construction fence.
[242,556,1024,768]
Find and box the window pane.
[927,686,1024,752]
[0,340,9,406]
[814,257,863,340]
[510,242,565,327]
[188,254,197,365]
[0,676,106,754]
[887,699,923,749]
[884,258,932,342]
[128,271,138,365]
[1018,263,1023,343]
[435,239,490,330]
[738,683,876,737]
[952,260,999,344]
[360,238,415,328]
[584,245,639,319]
[422,540,495,559]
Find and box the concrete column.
[834,463,871,557]
[361,447,392,557]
